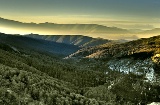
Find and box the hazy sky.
[0,0,160,29]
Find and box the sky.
[0,0,160,29]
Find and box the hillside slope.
[66,35,160,80]
[67,35,160,59]
[0,34,109,104]
[0,61,107,105]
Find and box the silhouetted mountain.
[0,17,139,40]
[26,34,111,47]
[2,17,160,39]
[0,33,79,56]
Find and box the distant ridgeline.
[1,17,160,39]
[0,17,141,40]
[26,34,111,47]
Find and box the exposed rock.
[148,102,160,105]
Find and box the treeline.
[0,64,107,105]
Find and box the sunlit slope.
[67,35,160,59]
[66,35,160,79]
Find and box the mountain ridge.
[1,17,160,39]
[0,17,138,40]
[26,34,112,47]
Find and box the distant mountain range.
[1,17,160,39]
[0,17,140,40]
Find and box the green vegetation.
[68,35,160,59]
[0,33,160,105]
[0,64,109,105]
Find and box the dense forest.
[0,33,160,105]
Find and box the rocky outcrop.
[152,54,160,74]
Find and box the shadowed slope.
[0,33,79,56]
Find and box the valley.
[1,0,160,104]
[0,32,160,105]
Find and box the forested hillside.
[0,33,160,105]
[67,35,160,59]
